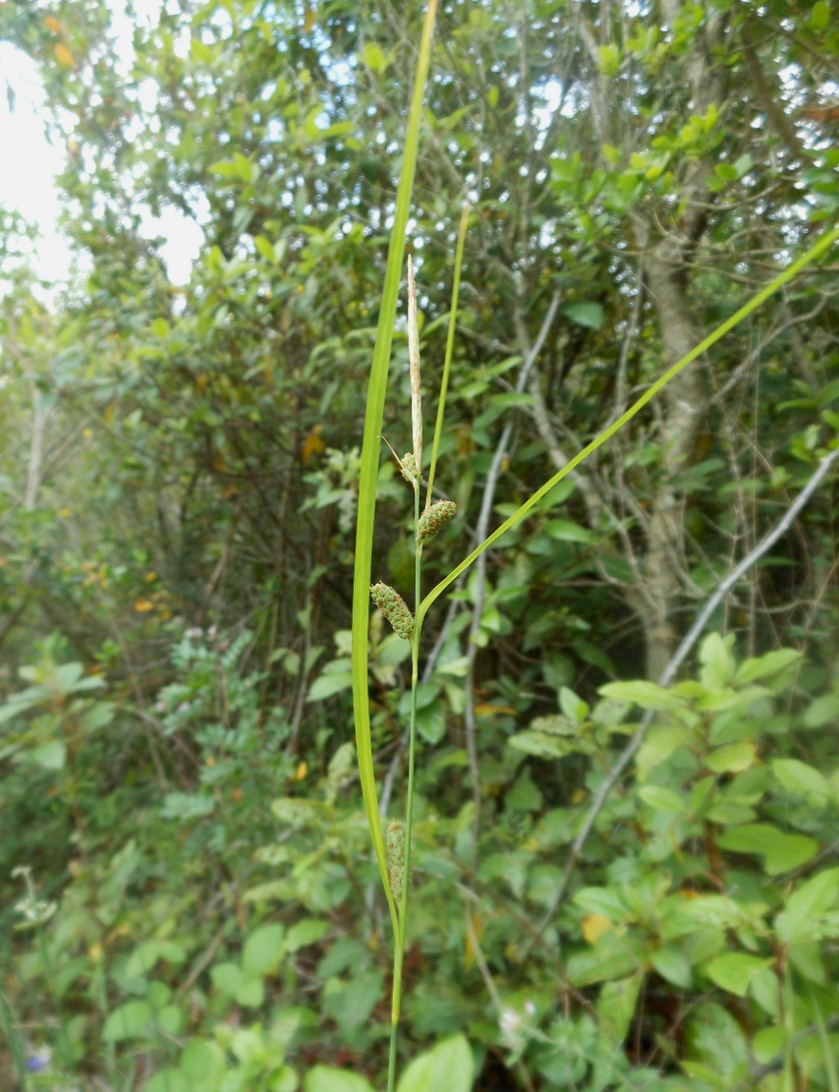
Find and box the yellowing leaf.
[44,15,63,34]
[582,914,613,944]
[134,599,154,612]
[293,761,307,781]
[301,423,325,466]
[54,42,75,68]
[464,913,483,971]
[145,571,157,583]
[474,702,517,717]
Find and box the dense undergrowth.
[3,625,839,1088]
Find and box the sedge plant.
[350,3,839,1086]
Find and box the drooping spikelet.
[399,451,419,488]
[416,499,457,543]
[386,818,411,902]
[370,582,414,640]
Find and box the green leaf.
[734,648,801,683]
[699,632,735,689]
[361,43,387,73]
[636,724,690,770]
[254,235,278,264]
[775,869,839,944]
[705,741,756,773]
[704,953,773,996]
[752,1026,787,1065]
[597,43,621,77]
[102,999,153,1042]
[705,803,756,825]
[567,942,641,987]
[145,1070,190,1092]
[802,693,839,729]
[638,786,687,814]
[716,823,780,854]
[545,519,596,544]
[323,970,384,1036]
[180,1040,226,1082]
[160,792,215,821]
[684,1001,750,1080]
[765,834,818,876]
[29,739,66,770]
[125,940,163,978]
[573,887,628,920]
[156,1004,183,1035]
[650,947,692,988]
[285,918,330,953]
[559,686,589,722]
[788,940,827,983]
[771,758,830,804]
[210,961,244,996]
[810,0,830,30]
[599,680,685,710]
[597,974,643,1045]
[305,1068,376,1092]
[561,301,605,329]
[243,923,285,976]
[508,729,578,759]
[308,669,353,701]
[0,694,42,725]
[396,1033,473,1092]
[235,976,265,1007]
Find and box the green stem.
[387,1021,399,1092]
[388,485,423,1092]
[426,203,469,508]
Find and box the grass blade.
[416,223,839,628]
[352,0,439,937]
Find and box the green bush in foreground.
[4,630,839,1089]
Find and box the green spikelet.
[370,582,414,640]
[386,819,410,902]
[416,499,457,543]
[399,452,418,487]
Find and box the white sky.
[0,42,74,286]
[0,0,202,298]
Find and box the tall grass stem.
[426,203,469,507]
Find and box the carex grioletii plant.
[350,4,839,1088]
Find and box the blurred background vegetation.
[1,0,839,1088]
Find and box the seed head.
[399,451,419,487]
[370,582,414,641]
[386,818,412,902]
[417,499,457,543]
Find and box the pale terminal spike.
[407,255,422,483]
